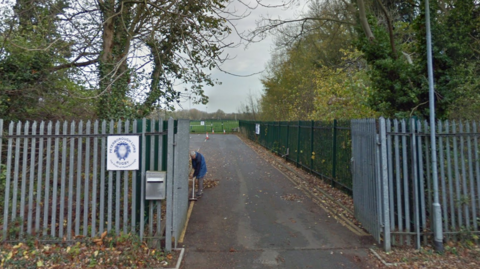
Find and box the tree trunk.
[357,0,375,41]
[97,0,133,120]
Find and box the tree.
[1,0,236,120]
[355,0,480,118]
[260,0,359,121]
[0,0,96,121]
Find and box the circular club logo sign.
[107,136,139,170]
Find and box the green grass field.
[190,120,239,133]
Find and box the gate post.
[165,118,175,251]
[379,117,391,251]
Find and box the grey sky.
[174,1,307,114]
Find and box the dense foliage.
[0,0,232,121]
[259,0,480,121]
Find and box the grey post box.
[145,171,166,200]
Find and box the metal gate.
[351,119,390,250]
[0,117,190,251]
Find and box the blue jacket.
[192,152,207,178]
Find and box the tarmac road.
[181,134,374,269]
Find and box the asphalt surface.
[182,134,373,269]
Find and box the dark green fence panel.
[239,119,353,193]
[335,120,352,189]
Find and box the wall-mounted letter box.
[145,171,166,200]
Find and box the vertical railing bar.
[140,118,147,239]
[424,120,432,228]
[99,120,107,234]
[66,121,76,240]
[12,122,22,222]
[393,120,403,244]
[51,122,60,237]
[386,119,394,245]
[116,120,122,234]
[91,120,99,237]
[2,122,13,239]
[19,121,30,236]
[108,120,114,232]
[131,120,137,233]
[149,118,155,236]
[71,121,85,236]
[474,121,480,241]
[123,120,130,234]
[373,120,380,241]
[401,120,411,245]
[410,119,421,249]
[368,119,372,238]
[466,122,477,233]
[459,122,470,229]
[59,121,68,238]
[35,122,45,233]
[43,122,53,236]
[75,121,84,236]
[157,118,163,237]
[66,121,76,239]
[417,121,427,245]
[0,120,3,229]
[165,118,174,251]
[84,121,91,236]
[27,122,37,235]
[445,121,456,234]
[452,121,462,228]
[438,121,449,241]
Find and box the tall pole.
[425,0,443,252]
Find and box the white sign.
[200,121,205,126]
[107,136,140,171]
[255,124,260,135]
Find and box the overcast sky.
[174,1,308,114]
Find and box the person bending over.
[189,151,207,198]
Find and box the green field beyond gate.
[190,120,239,133]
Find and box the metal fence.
[190,120,239,133]
[352,118,480,251]
[0,117,190,251]
[239,120,352,192]
[351,119,386,245]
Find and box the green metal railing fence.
[190,120,239,133]
[239,120,352,192]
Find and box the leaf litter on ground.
[0,232,179,268]
[237,134,480,269]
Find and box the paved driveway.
[182,134,373,269]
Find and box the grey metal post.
[425,0,443,252]
[379,118,391,251]
[173,119,190,248]
[165,118,175,251]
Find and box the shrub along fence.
[239,120,352,192]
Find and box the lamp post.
[425,0,444,252]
